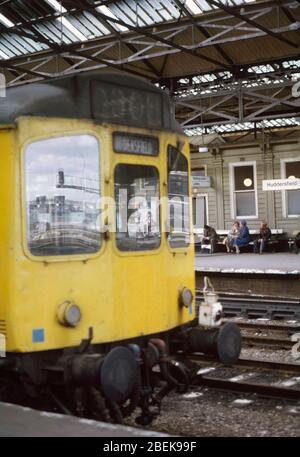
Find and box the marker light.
[180,287,193,308]
[57,301,81,327]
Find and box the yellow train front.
[0,72,241,424]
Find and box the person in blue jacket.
[233,220,250,254]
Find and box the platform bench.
[195,228,284,253]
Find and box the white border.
[229,161,258,220]
[280,157,300,218]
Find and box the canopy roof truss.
[174,58,300,133]
[0,0,299,134]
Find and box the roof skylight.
[0,13,14,28]
[46,0,88,41]
[185,117,300,135]
[0,49,9,59]
[97,5,129,32]
[185,0,203,15]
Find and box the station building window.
[230,162,257,219]
[193,194,208,229]
[25,135,101,256]
[191,166,208,230]
[192,166,206,177]
[282,159,300,217]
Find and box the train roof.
[0,71,182,133]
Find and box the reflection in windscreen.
[115,165,160,251]
[168,145,190,248]
[25,135,100,256]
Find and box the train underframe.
[0,322,241,426]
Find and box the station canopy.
[0,0,299,136]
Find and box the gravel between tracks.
[125,347,300,437]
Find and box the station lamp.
[243,178,253,187]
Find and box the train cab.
[0,71,240,424]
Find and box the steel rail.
[193,375,300,400]
[195,291,300,319]
[189,353,300,374]
[195,290,300,305]
[228,321,300,332]
[189,354,300,400]
[242,335,294,348]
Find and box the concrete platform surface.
[195,252,300,275]
[0,402,169,437]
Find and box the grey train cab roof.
[0,71,182,133]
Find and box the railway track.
[196,290,300,320]
[228,321,300,333]
[190,353,300,374]
[184,303,300,397]
[193,375,300,400]
[230,319,300,348]
[242,335,294,349]
[187,354,300,401]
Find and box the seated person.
[233,220,250,254]
[294,232,300,254]
[201,224,218,253]
[224,221,240,253]
[254,222,271,254]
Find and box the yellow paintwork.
[0,117,195,353]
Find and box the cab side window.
[167,145,190,248]
[115,164,160,251]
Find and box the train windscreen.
[25,135,101,256]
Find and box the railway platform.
[195,252,300,276]
[195,253,300,317]
[0,402,168,437]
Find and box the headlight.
[57,301,81,327]
[179,287,193,308]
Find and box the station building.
[190,133,300,236]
